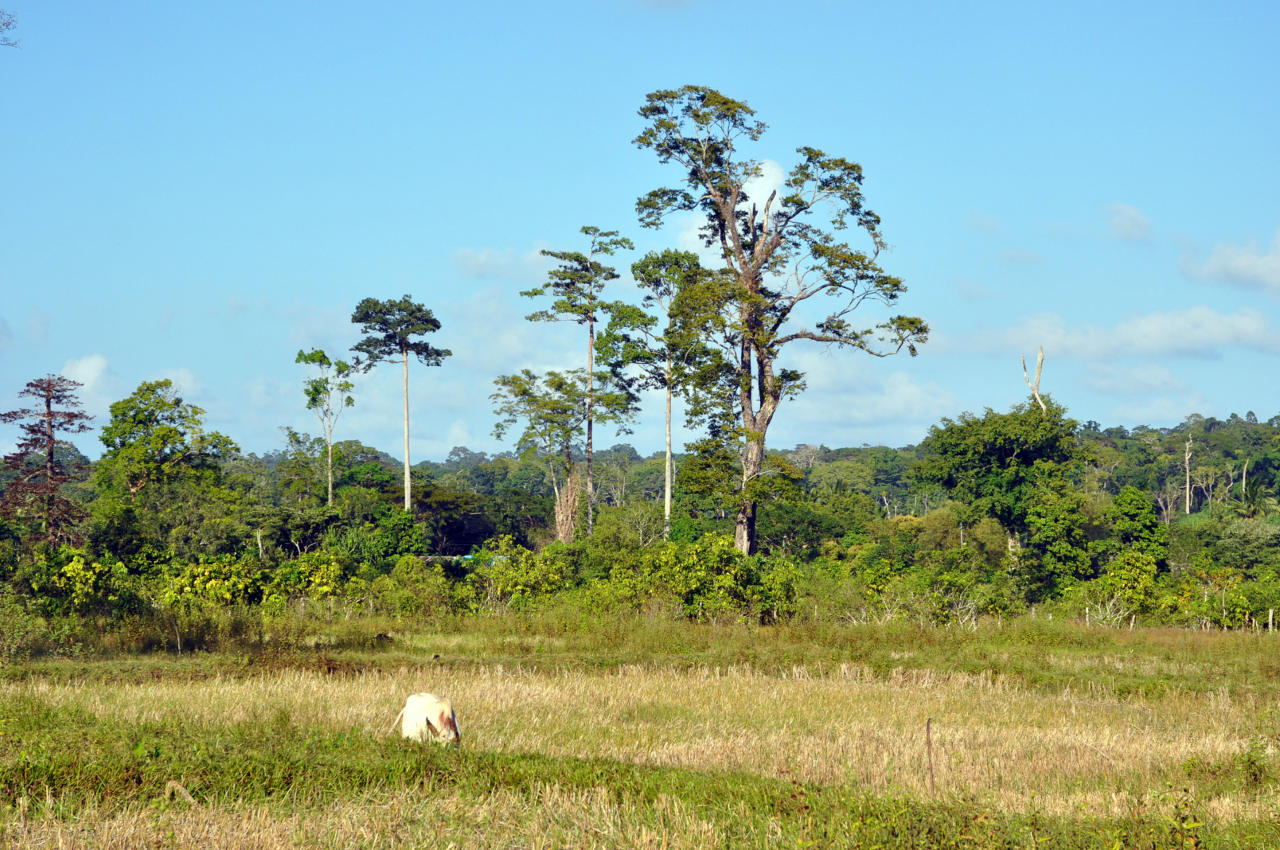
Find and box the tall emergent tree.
[522,226,634,535]
[0,375,93,544]
[597,249,722,538]
[634,85,929,554]
[295,348,355,507]
[350,295,451,511]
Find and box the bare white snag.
[1184,438,1193,515]
[1021,347,1047,414]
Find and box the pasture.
[1,616,1278,848]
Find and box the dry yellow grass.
[3,785,733,849]
[9,660,1277,821]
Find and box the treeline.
[3,82,1279,656]
[2,367,1278,662]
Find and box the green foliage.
[464,535,566,612]
[1022,472,1092,600]
[756,498,841,558]
[1096,485,1170,568]
[349,294,451,511]
[349,295,451,370]
[160,556,267,607]
[295,348,355,415]
[295,348,355,505]
[634,85,927,555]
[1157,552,1256,629]
[322,508,429,571]
[1212,516,1280,576]
[1098,549,1159,614]
[96,380,236,499]
[270,553,345,600]
[600,534,800,623]
[914,397,1081,536]
[374,554,453,617]
[0,591,49,662]
[17,546,130,616]
[492,369,589,470]
[522,225,634,328]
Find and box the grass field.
[1,615,1278,847]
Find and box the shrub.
[465,535,565,612]
[374,554,453,617]
[0,592,50,662]
[603,534,800,624]
[19,546,131,616]
[269,553,345,600]
[160,556,267,606]
[1098,549,1159,614]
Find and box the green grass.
[2,690,1275,849]
[12,610,1279,702]
[4,613,1279,847]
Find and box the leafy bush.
[602,534,800,624]
[269,553,345,600]
[369,554,454,617]
[0,592,50,662]
[160,555,267,606]
[465,535,565,611]
[17,546,131,616]
[1098,549,1159,614]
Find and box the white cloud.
[1082,363,1186,394]
[1107,203,1151,242]
[62,353,109,390]
[1181,229,1280,293]
[27,312,49,345]
[953,278,992,300]
[60,353,120,422]
[1000,249,1044,265]
[154,368,204,399]
[965,210,1001,234]
[452,243,552,281]
[992,306,1280,359]
[744,159,786,212]
[774,349,958,446]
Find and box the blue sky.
[2,1,1278,463]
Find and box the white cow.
[390,692,461,748]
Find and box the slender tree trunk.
[1184,438,1192,515]
[42,393,55,537]
[663,358,673,540]
[585,317,595,536]
[326,436,334,507]
[402,352,411,512]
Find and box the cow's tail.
[386,706,405,738]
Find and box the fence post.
[926,718,936,795]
